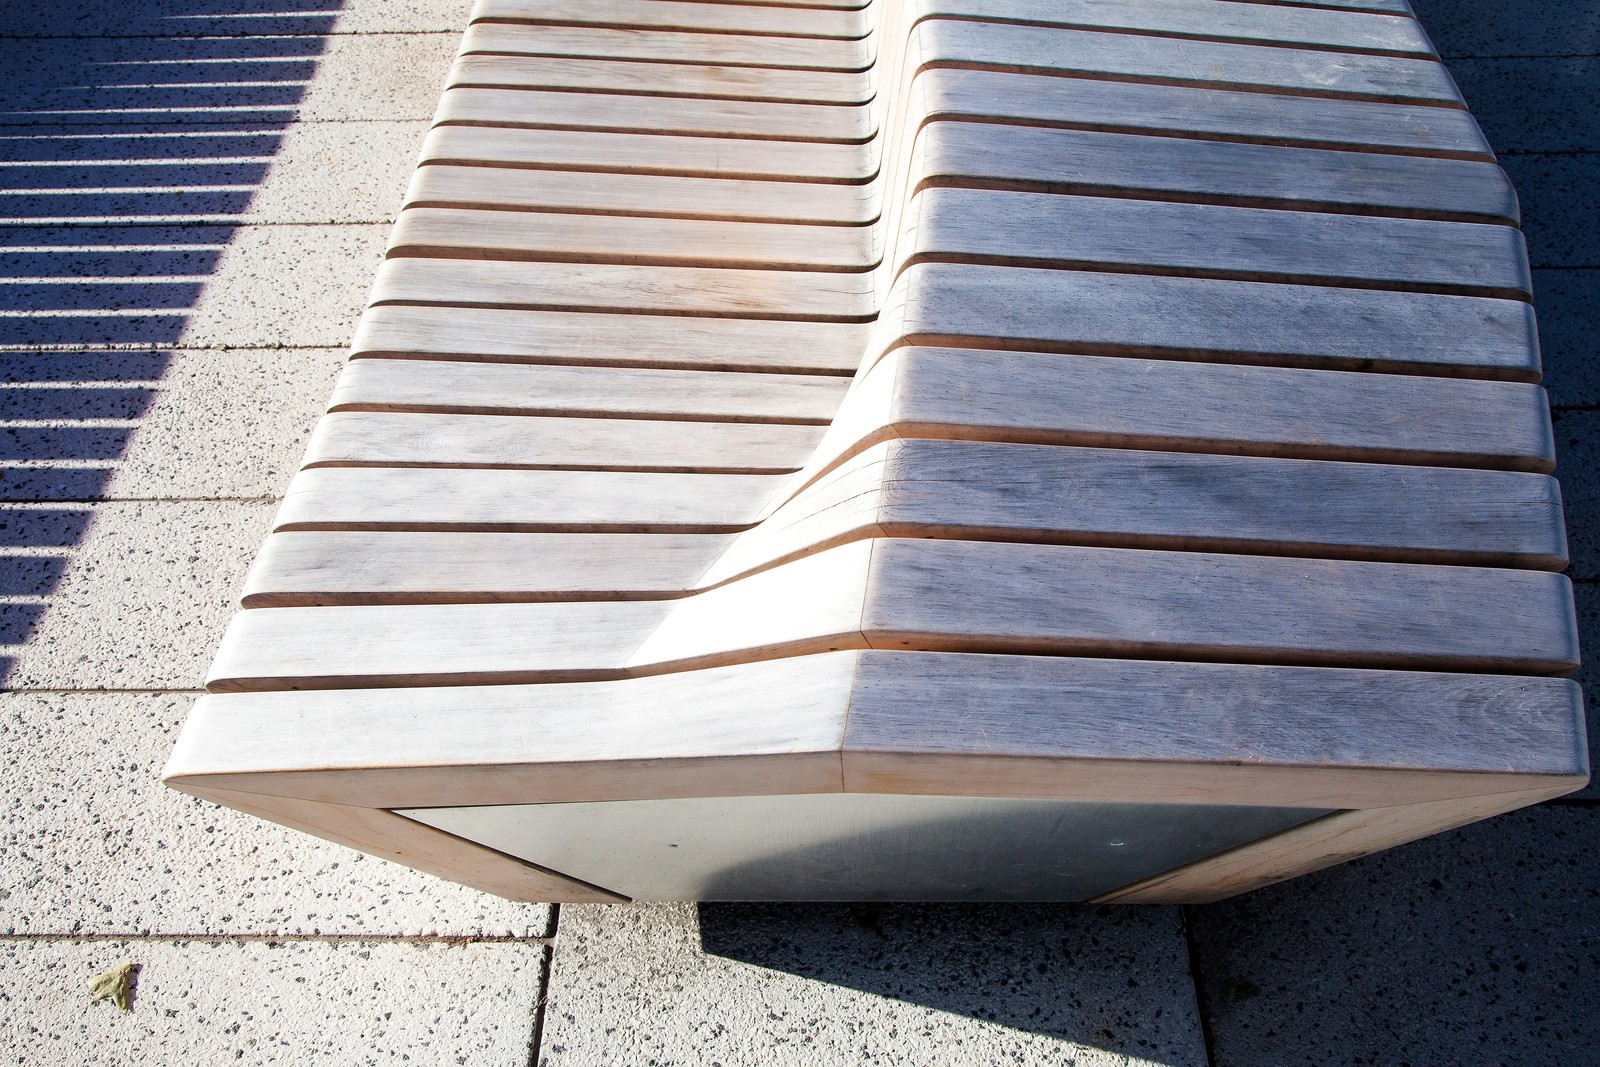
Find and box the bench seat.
[164,0,1587,903]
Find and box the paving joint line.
[1179,905,1221,1067]
[528,903,560,1067]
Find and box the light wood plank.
[909,67,1491,158]
[859,539,1580,675]
[272,467,782,531]
[915,0,1435,55]
[240,531,734,606]
[871,347,1556,472]
[474,0,872,39]
[350,307,866,373]
[302,412,823,472]
[460,23,874,71]
[419,124,877,183]
[907,19,1457,103]
[911,120,1518,222]
[329,358,848,421]
[207,538,1580,691]
[405,165,879,224]
[880,263,1540,378]
[448,53,874,103]
[172,653,861,806]
[369,258,878,321]
[897,187,1530,297]
[841,651,1587,807]
[436,88,876,144]
[388,207,878,272]
[869,438,1568,569]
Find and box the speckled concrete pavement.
[1,2,1596,1065]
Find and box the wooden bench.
[163,0,1588,903]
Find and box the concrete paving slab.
[0,121,429,225]
[1412,0,1600,58]
[1,500,273,690]
[1450,60,1600,153]
[1532,269,1600,408]
[1504,155,1600,267]
[0,690,550,936]
[103,347,344,500]
[180,223,388,349]
[0,349,341,502]
[0,938,545,1065]
[1188,804,1600,1067]
[0,34,454,127]
[540,902,1206,1067]
[0,223,384,351]
[0,0,469,38]
[1551,407,1600,578]
[299,33,457,122]
[241,120,430,223]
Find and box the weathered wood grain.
[418,124,878,183]
[877,264,1540,378]
[896,187,1530,296]
[302,412,823,472]
[905,19,1457,103]
[369,258,878,321]
[405,165,879,224]
[909,121,1518,222]
[448,54,874,104]
[350,307,866,372]
[436,88,877,144]
[388,207,878,272]
[913,0,1434,55]
[474,0,873,39]
[908,68,1491,158]
[272,467,782,532]
[460,23,874,71]
[329,358,848,422]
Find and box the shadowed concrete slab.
[1188,805,1600,1067]
[539,902,1207,1066]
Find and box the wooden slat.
[350,307,867,373]
[272,467,782,531]
[241,531,734,606]
[907,19,1457,103]
[870,347,1556,472]
[368,259,878,321]
[856,539,1579,675]
[474,0,872,39]
[918,0,1436,56]
[168,651,1587,810]
[879,263,1540,378]
[329,359,848,421]
[460,23,874,71]
[909,68,1491,159]
[912,120,1518,222]
[868,439,1568,569]
[897,187,1530,297]
[436,88,877,144]
[303,412,823,472]
[840,652,1587,806]
[405,165,879,224]
[419,125,877,183]
[448,54,875,104]
[208,538,1579,691]
[388,207,878,272]
[173,653,865,806]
